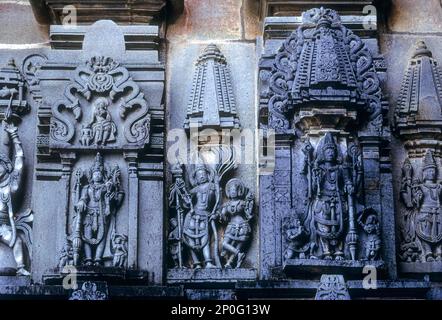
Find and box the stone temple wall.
[0,0,440,300]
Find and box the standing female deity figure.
[220,179,254,268]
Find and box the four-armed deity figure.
[81,97,117,146]
[0,122,31,275]
[401,150,442,262]
[72,153,124,266]
[303,133,359,260]
[220,179,254,268]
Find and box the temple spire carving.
[185,44,240,131]
[394,41,442,155]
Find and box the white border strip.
[0,42,50,50]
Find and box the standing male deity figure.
[72,153,124,266]
[182,164,219,269]
[0,122,31,275]
[401,150,442,262]
[303,133,357,260]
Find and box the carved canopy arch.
[265,7,383,133]
[50,56,151,148]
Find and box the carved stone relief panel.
[258,7,393,279]
[50,55,151,150]
[31,20,166,283]
[167,42,257,282]
[168,146,255,272]
[260,7,386,135]
[60,153,126,268]
[0,55,43,277]
[394,41,442,275]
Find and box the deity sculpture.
[182,164,218,269]
[302,133,361,261]
[400,150,442,262]
[219,179,254,268]
[72,153,124,266]
[111,234,128,268]
[58,239,74,269]
[80,97,117,146]
[0,121,33,275]
[284,218,312,260]
[168,163,219,268]
[168,146,241,269]
[358,208,381,261]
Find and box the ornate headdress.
[225,178,245,198]
[190,160,213,187]
[94,97,109,107]
[423,149,437,171]
[91,152,104,174]
[323,132,337,151]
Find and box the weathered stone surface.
[0,0,440,302]
[167,268,257,283]
[284,259,386,278]
[388,0,442,33]
[29,0,177,25]
[167,0,242,40]
[0,2,49,45]
[400,262,442,275]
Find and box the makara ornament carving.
[51,56,150,147]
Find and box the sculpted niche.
[258,7,389,276]
[168,146,255,270]
[59,153,126,268]
[394,41,442,271]
[50,56,151,149]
